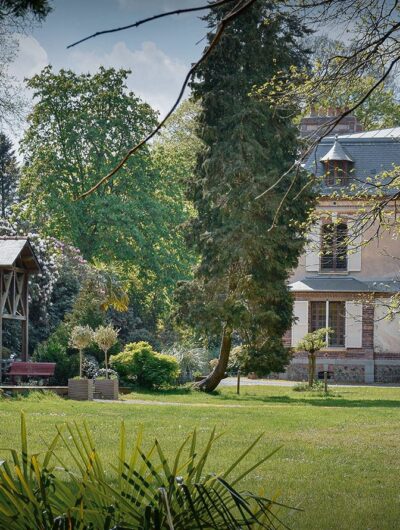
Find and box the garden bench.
[8,362,56,383]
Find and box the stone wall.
[286,362,365,383]
[334,364,365,383]
[286,364,308,381]
[375,365,400,383]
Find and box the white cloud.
[116,0,201,12]
[9,35,49,81]
[69,40,188,116]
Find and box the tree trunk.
[308,351,316,387]
[79,349,83,378]
[308,353,312,387]
[105,351,109,379]
[195,325,232,392]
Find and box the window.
[324,160,350,186]
[310,301,345,347]
[321,222,347,271]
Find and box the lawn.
[0,384,398,529]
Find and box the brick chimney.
[300,107,363,139]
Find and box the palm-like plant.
[0,413,296,529]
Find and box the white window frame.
[311,300,346,348]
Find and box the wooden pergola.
[0,237,40,378]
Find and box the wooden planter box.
[68,378,94,401]
[95,379,119,400]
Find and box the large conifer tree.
[176,1,315,391]
[0,133,19,218]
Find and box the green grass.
[0,385,399,529]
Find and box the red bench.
[8,362,56,382]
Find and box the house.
[285,120,400,383]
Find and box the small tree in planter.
[93,325,119,399]
[93,325,119,379]
[68,326,94,400]
[69,326,93,378]
[296,328,332,388]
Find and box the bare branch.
[77,0,258,200]
[67,0,236,49]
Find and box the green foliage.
[19,66,191,325]
[0,132,19,217]
[228,345,250,371]
[259,35,400,131]
[69,325,93,351]
[0,0,51,21]
[177,1,316,383]
[0,412,287,529]
[310,36,400,130]
[33,324,78,384]
[94,368,118,380]
[69,325,94,378]
[296,328,332,354]
[110,341,180,388]
[293,381,336,396]
[93,325,119,354]
[297,328,333,388]
[166,344,207,380]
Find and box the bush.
[33,324,78,384]
[82,355,99,378]
[0,413,288,529]
[110,341,180,389]
[94,368,118,380]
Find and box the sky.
[9,0,210,119]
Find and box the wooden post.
[21,273,29,361]
[0,314,2,384]
[0,268,3,383]
[236,369,241,395]
[324,370,328,393]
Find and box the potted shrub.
[94,368,119,399]
[93,325,119,399]
[68,326,94,401]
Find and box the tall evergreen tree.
[175,1,315,391]
[0,133,19,218]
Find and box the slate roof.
[0,238,40,272]
[290,276,400,293]
[320,139,353,162]
[304,127,400,193]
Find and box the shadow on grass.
[217,393,400,408]
[123,386,222,398]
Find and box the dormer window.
[324,160,350,186]
[320,138,353,187]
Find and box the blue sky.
[10,0,210,116]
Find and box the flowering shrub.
[0,219,88,352]
[82,355,99,379]
[94,368,118,380]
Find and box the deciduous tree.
[19,67,191,325]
